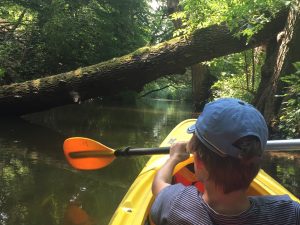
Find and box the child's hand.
[169,142,190,163]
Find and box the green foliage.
[0,68,5,78]
[175,0,287,40]
[278,62,300,138]
[178,0,228,34]
[40,0,151,69]
[225,0,288,40]
[0,2,38,83]
[0,0,154,82]
[147,1,175,44]
[212,73,254,102]
[210,49,265,102]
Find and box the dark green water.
[0,99,299,225]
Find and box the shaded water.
[0,99,299,225]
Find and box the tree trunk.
[191,63,214,111]
[253,3,300,125]
[0,10,288,116]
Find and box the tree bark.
[253,3,300,125]
[191,63,214,111]
[0,10,288,116]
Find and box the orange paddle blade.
[63,137,116,170]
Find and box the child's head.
[187,98,268,193]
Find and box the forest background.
[0,0,299,138]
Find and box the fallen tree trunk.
[0,11,287,116]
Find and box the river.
[0,99,299,225]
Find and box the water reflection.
[0,99,194,225]
[0,99,299,225]
[262,152,300,198]
[24,99,192,147]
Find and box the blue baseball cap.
[187,98,268,158]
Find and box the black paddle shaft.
[114,139,300,157]
[114,147,170,156]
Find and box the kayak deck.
[109,119,300,225]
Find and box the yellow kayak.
[108,119,300,225]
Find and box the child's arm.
[151,142,189,196]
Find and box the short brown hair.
[190,135,262,194]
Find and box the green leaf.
[0,68,5,77]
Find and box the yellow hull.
[109,119,300,225]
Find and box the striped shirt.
[151,184,300,225]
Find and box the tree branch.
[140,85,171,97]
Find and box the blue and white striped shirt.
[151,184,300,225]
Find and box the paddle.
[63,137,300,170]
[63,137,169,170]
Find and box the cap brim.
[187,123,227,157]
[187,124,196,134]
